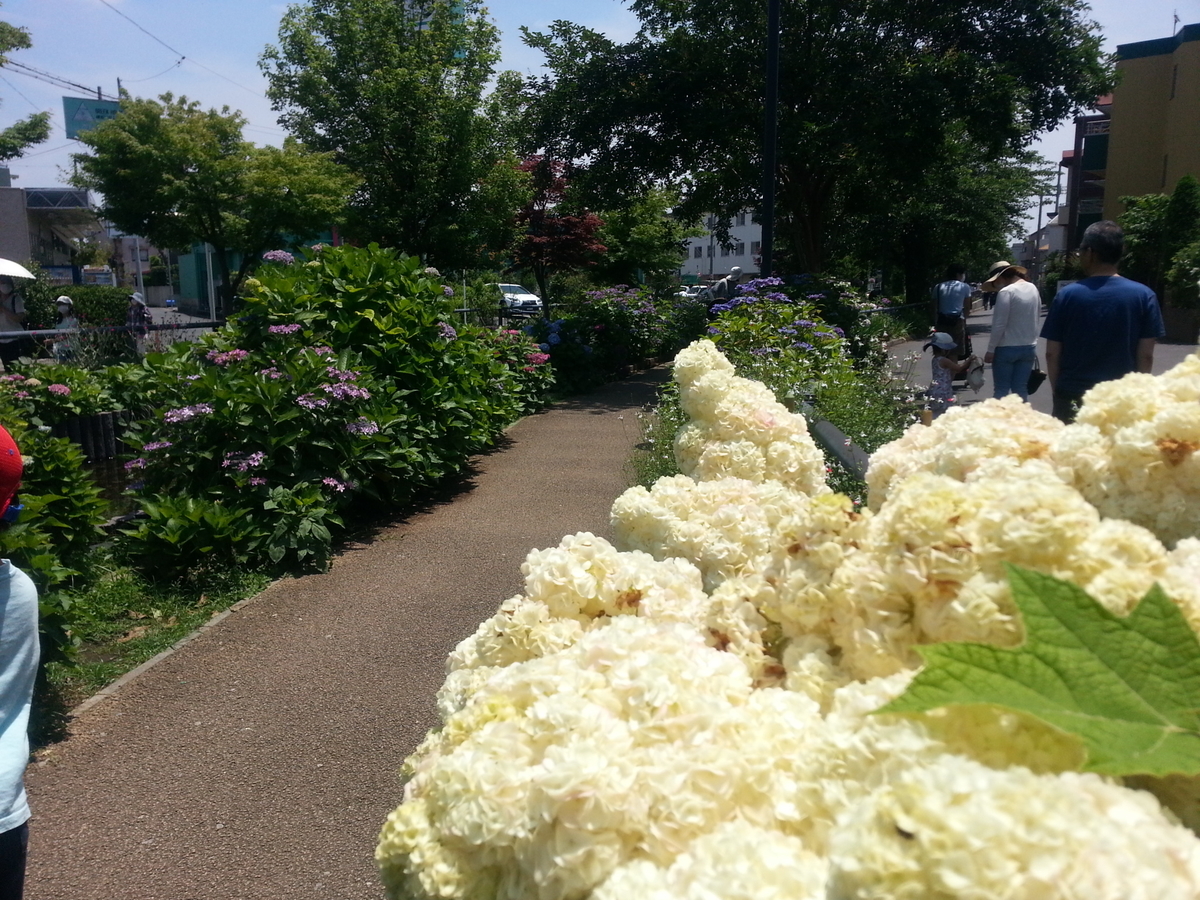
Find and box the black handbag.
[1027,357,1047,395]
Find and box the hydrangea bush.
[525,284,709,393]
[377,340,1200,900]
[117,244,554,573]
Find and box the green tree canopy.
[520,0,1112,283]
[70,93,357,312]
[0,7,50,163]
[594,188,702,289]
[1121,175,1200,298]
[261,0,526,268]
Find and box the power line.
[2,60,118,100]
[0,72,41,110]
[94,0,187,59]
[124,58,185,83]
[94,0,264,99]
[14,141,74,159]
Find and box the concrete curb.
[68,588,276,718]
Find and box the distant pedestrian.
[924,331,978,418]
[931,265,971,359]
[0,425,37,900]
[711,266,743,303]
[1041,220,1165,423]
[0,278,30,369]
[50,296,79,363]
[982,263,1040,401]
[126,292,152,356]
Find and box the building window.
[734,242,745,256]
[1172,65,1179,100]
[736,212,747,226]
[693,246,702,259]
[720,245,730,257]
[751,240,761,255]
[707,244,714,257]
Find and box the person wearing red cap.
[0,425,38,900]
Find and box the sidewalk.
[25,369,667,900]
[891,303,1198,417]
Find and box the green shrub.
[1,363,124,424]
[1167,239,1200,309]
[114,244,553,574]
[526,284,708,393]
[0,417,108,663]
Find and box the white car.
[491,283,542,315]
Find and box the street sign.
[62,97,121,140]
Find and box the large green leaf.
[879,565,1200,777]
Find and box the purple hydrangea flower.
[164,403,214,423]
[322,382,370,401]
[345,417,380,435]
[47,383,71,396]
[268,323,302,335]
[248,477,267,486]
[262,250,295,265]
[259,367,285,380]
[297,393,329,410]
[442,285,454,297]
[207,348,250,366]
[124,458,147,470]
[222,451,267,472]
[143,441,173,452]
[325,367,357,382]
[438,322,457,341]
[322,477,349,493]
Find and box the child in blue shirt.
[0,425,37,900]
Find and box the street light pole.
[760,0,781,277]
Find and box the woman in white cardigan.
[982,262,1041,400]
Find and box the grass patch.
[33,562,271,746]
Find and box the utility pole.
[760,0,781,277]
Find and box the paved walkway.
[25,370,667,900]
[892,303,1198,416]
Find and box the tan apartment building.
[1104,24,1200,221]
[1059,24,1200,249]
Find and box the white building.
[680,211,763,282]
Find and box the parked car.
[677,284,705,299]
[490,283,542,316]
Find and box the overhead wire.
[94,0,264,98]
[0,72,40,110]
[124,58,185,83]
[2,60,118,100]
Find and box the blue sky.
[2,0,1198,233]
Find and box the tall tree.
[520,0,1112,282]
[0,9,50,162]
[71,93,357,313]
[594,188,701,288]
[262,0,522,267]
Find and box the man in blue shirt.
[1041,220,1166,423]
[932,264,972,359]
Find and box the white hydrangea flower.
[671,340,829,495]
[611,476,815,591]
[1049,352,1200,548]
[831,463,1197,679]
[592,819,828,900]
[827,755,1200,900]
[380,347,1200,900]
[865,395,1063,511]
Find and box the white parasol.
[0,259,35,279]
